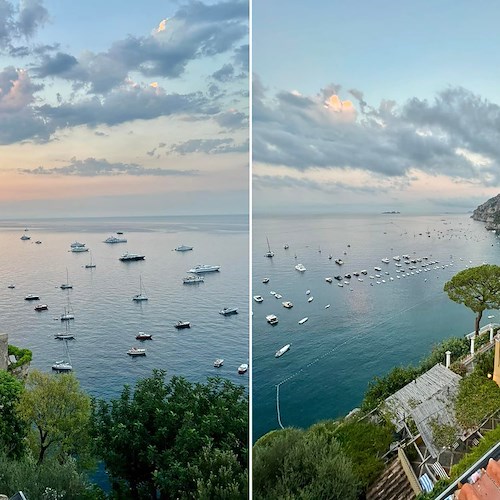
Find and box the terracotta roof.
[457,458,500,499]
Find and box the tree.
[91,370,248,499]
[0,370,27,458]
[444,265,500,337]
[17,370,92,464]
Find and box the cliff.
[471,194,500,229]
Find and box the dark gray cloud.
[254,79,500,185]
[212,63,234,82]
[18,0,48,37]
[0,0,47,49]
[168,137,248,155]
[19,157,199,176]
[34,52,78,77]
[214,109,247,130]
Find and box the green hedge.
[7,345,32,371]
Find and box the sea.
[252,213,500,441]
[0,214,249,402]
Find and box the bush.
[7,345,32,371]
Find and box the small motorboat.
[335,259,343,265]
[308,297,314,302]
[266,314,278,325]
[175,245,193,252]
[35,240,42,244]
[136,332,153,340]
[325,304,330,309]
[295,263,306,272]
[275,344,291,358]
[298,317,308,324]
[25,294,40,300]
[262,277,270,283]
[282,301,293,308]
[7,284,15,289]
[238,363,248,374]
[183,275,204,284]
[214,358,224,368]
[253,295,264,303]
[175,321,191,329]
[52,360,72,371]
[127,347,146,356]
[219,307,238,316]
[284,244,289,249]
[34,304,48,311]
[274,293,282,299]
[306,290,311,295]
[325,277,333,283]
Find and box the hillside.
[471,194,500,229]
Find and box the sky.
[0,0,248,217]
[252,0,500,214]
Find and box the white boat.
[127,347,146,356]
[183,275,204,284]
[337,283,343,287]
[335,259,343,265]
[132,275,148,301]
[266,314,278,325]
[20,234,30,240]
[270,291,276,296]
[298,317,308,324]
[274,293,282,299]
[284,244,289,249]
[60,268,73,289]
[275,344,291,358]
[325,277,333,283]
[120,252,145,261]
[374,266,382,271]
[262,277,270,283]
[324,304,330,309]
[381,258,390,264]
[175,245,193,252]
[85,252,96,268]
[104,236,127,244]
[175,321,191,329]
[360,270,368,275]
[34,304,48,311]
[265,237,274,258]
[7,284,15,289]
[54,322,74,340]
[308,297,314,302]
[70,241,85,248]
[214,358,224,367]
[52,339,73,371]
[295,263,306,272]
[136,332,152,340]
[393,256,401,261]
[253,295,264,303]
[306,290,311,295]
[71,246,88,253]
[60,296,75,321]
[282,301,293,308]
[188,264,220,273]
[238,363,248,374]
[25,294,40,300]
[219,307,238,316]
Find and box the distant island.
[471,193,500,230]
[382,211,400,214]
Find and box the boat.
[70,241,85,248]
[374,266,382,272]
[393,256,401,261]
[308,297,314,302]
[334,275,342,281]
[175,245,193,252]
[337,283,343,287]
[273,293,281,299]
[60,268,73,289]
[265,237,274,258]
[381,258,390,264]
[266,314,278,325]
[25,294,40,300]
[127,347,146,356]
[328,255,333,260]
[7,284,15,289]
[214,358,224,367]
[52,340,72,371]
[325,304,330,309]
[54,322,74,340]
[262,277,270,283]
[188,264,220,273]
[325,277,333,283]
[275,344,291,358]
[306,290,311,295]
[282,301,293,308]
[20,234,30,240]
[116,231,124,235]
[35,240,42,244]
[298,317,308,324]
[136,332,152,340]
[175,321,191,329]
[132,275,148,301]
[360,270,368,275]
[71,246,88,253]
[60,296,75,321]
[284,244,289,249]
[219,307,238,316]
[253,295,264,303]
[183,275,204,284]
[34,304,48,311]
[104,236,127,243]
[85,252,96,268]
[335,259,343,265]
[295,263,306,272]
[344,273,351,279]
[119,252,145,261]
[238,364,248,374]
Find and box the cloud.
[17,0,48,37]
[34,51,78,77]
[168,137,248,155]
[254,78,500,185]
[0,0,47,49]
[19,157,199,176]
[214,108,247,129]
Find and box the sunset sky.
[0,0,248,217]
[253,0,500,214]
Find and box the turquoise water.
[252,213,500,440]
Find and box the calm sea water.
[0,215,249,401]
[252,213,500,440]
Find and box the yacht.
[175,245,193,252]
[70,241,85,248]
[238,364,248,374]
[54,332,74,340]
[85,252,96,268]
[393,256,401,261]
[298,317,308,324]
[52,360,72,371]
[60,268,73,290]
[119,252,145,261]
[381,258,390,264]
[294,263,306,272]
[275,344,291,358]
[335,259,343,265]
[188,264,220,273]
[34,304,48,311]
[104,236,127,244]
[20,234,30,240]
[374,266,382,272]
[132,275,148,301]
[274,293,282,299]
[253,295,264,303]
[325,277,333,283]
[282,301,293,308]
[266,314,278,325]
[25,294,40,300]
[60,297,75,321]
[175,321,191,329]
[183,275,204,284]
[127,347,146,356]
[307,297,314,302]
[219,307,238,316]
[265,237,274,258]
[306,290,311,295]
[214,358,224,368]
[71,246,89,253]
[262,277,270,283]
[136,332,153,340]
[334,275,342,281]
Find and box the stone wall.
[0,333,7,370]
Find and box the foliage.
[444,265,500,336]
[0,370,27,458]
[252,426,360,500]
[415,479,450,500]
[454,372,500,429]
[91,370,248,499]
[7,344,32,371]
[17,370,92,464]
[429,418,458,451]
[450,361,467,377]
[474,349,495,377]
[0,449,104,500]
[419,337,470,372]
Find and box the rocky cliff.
[472,194,500,229]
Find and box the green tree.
[17,370,92,464]
[253,427,360,499]
[444,264,500,336]
[91,370,248,499]
[0,370,27,458]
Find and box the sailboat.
[55,321,75,340]
[265,237,274,258]
[85,252,96,268]
[60,295,75,321]
[52,339,72,371]
[132,275,148,301]
[60,268,73,289]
